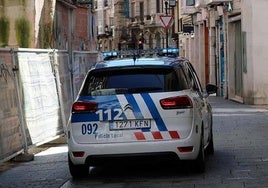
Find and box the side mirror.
[206,84,218,95]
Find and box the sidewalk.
[209,96,268,111]
[0,96,267,188]
[0,141,70,188]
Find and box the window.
[184,62,203,93]
[140,2,144,22]
[155,33,161,48]
[156,0,160,13]
[125,0,130,18]
[131,2,135,20]
[104,0,108,7]
[186,0,195,6]
[94,0,97,9]
[146,0,150,18]
[81,67,189,96]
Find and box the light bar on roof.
[162,48,179,54]
[102,48,179,58]
[102,51,118,57]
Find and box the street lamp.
[164,0,168,48]
[164,0,176,48]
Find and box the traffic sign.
[159,15,174,28]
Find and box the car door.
[184,62,210,145]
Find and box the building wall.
[0,0,39,47]
[241,0,268,104]
[0,0,96,51]
[0,0,58,48]
[74,6,89,50]
[55,1,72,50]
[55,1,97,51]
[37,0,57,48]
[173,0,268,104]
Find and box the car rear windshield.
[80,66,189,96]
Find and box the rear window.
[80,67,189,96]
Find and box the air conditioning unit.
[205,0,232,5]
[180,0,198,15]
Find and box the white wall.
[242,0,268,104]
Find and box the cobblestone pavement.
[0,144,70,188]
[0,96,268,188]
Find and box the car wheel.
[194,130,205,173]
[68,154,89,178]
[206,129,214,155]
[206,117,214,155]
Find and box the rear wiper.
[115,88,129,94]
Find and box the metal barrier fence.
[72,51,98,99]
[0,48,98,163]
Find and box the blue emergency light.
[102,51,118,57]
[162,48,179,54]
[102,48,179,59]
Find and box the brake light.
[178,146,193,153]
[160,95,193,109]
[72,101,98,113]
[72,151,85,157]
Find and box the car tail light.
[160,95,193,109]
[72,151,85,158]
[178,146,193,153]
[72,101,98,113]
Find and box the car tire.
[206,116,214,155]
[194,130,205,173]
[206,130,214,155]
[68,154,89,178]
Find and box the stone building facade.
[95,0,268,104]
[96,0,177,51]
[180,0,268,104]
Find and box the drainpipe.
[223,13,228,99]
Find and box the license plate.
[110,119,151,130]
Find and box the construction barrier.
[0,48,98,163]
[0,48,23,162]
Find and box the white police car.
[67,49,217,177]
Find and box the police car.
[67,48,217,177]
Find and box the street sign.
[159,15,174,28]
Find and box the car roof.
[94,56,187,70]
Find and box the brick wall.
[74,7,89,50]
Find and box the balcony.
[144,15,152,24]
[205,0,232,5]
[152,13,165,27]
[75,0,92,4]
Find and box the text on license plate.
[110,119,151,130]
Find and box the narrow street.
[0,96,268,188]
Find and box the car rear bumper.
[68,134,201,165]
